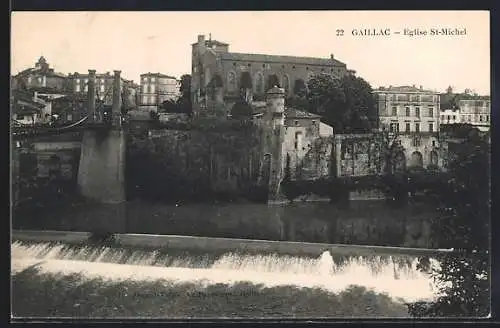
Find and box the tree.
[408,134,490,317]
[306,74,375,133]
[160,100,179,113]
[230,100,253,119]
[179,74,191,99]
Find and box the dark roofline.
[140,72,177,79]
[219,52,346,67]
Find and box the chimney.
[420,85,423,90]
[198,34,205,45]
[88,70,96,121]
[330,54,334,60]
[112,70,122,127]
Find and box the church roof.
[218,52,346,67]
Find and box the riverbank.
[12,266,409,318]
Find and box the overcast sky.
[11,11,490,94]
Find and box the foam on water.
[11,241,441,303]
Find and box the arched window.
[227,71,237,93]
[393,151,406,173]
[410,151,423,168]
[429,150,438,167]
[266,74,281,91]
[293,79,306,96]
[281,74,290,95]
[254,72,264,94]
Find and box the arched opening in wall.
[240,71,253,102]
[227,71,237,93]
[393,151,406,173]
[293,78,307,96]
[409,151,424,168]
[266,74,281,91]
[261,153,272,185]
[429,150,439,167]
[48,154,62,179]
[281,75,290,96]
[207,74,223,101]
[254,72,264,95]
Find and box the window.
[100,85,105,93]
[432,140,436,147]
[486,115,489,122]
[84,85,88,92]
[390,122,399,133]
[429,122,434,132]
[405,122,411,132]
[428,107,434,117]
[294,120,299,126]
[294,131,302,150]
[479,115,483,122]
[75,85,81,92]
[142,84,147,93]
[415,122,420,133]
[151,77,156,83]
[37,77,42,83]
[151,84,156,94]
[142,96,147,104]
[101,79,105,84]
[312,120,317,125]
[392,107,397,116]
[453,115,456,120]
[227,71,237,92]
[76,79,81,84]
[415,107,420,117]
[447,115,451,121]
[405,107,410,117]
[85,79,89,84]
[151,95,156,104]
[143,77,147,82]
[412,136,421,147]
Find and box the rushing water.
[11,241,441,303]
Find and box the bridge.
[12,70,128,232]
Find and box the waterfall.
[11,241,441,303]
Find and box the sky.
[11,11,490,94]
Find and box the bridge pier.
[76,69,127,233]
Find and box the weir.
[11,231,455,304]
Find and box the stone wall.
[127,122,265,201]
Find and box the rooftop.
[140,72,177,79]
[374,85,439,94]
[219,52,346,67]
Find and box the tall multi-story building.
[139,73,181,112]
[12,56,69,93]
[373,85,441,134]
[372,85,444,170]
[191,34,351,114]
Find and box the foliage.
[160,100,179,113]
[230,100,253,119]
[179,74,192,99]
[408,134,490,317]
[306,74,376,133]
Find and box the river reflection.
[44,200,439,249]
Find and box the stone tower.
[262,86,286,202]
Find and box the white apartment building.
[373,85,440,134]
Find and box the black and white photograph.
[10,10,491,319]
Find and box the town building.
[11,90,51,125]
[440,109,461,125]
[191,34,350,114]
[373,85,441,134]
[457,98,490,132]
[368,85,445,171]
[67,71,137,111]
[11,56,69,94]
[139,73,181,112]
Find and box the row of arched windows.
[225,71,302,95]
